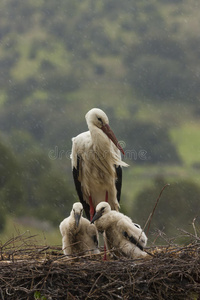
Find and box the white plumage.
[71,108,128,220]
[59,202,100,256]
[91,202,147,259]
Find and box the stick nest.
[0,231,200,300]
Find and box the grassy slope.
[170,122,200,166]
[0,216,61,246]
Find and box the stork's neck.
[89,124,111,154]
[95,214,111,232]
[95,218,106,232]
[88,123,126,171]
[96,211,118,231]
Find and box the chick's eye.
[134,223,140,229]
[101,207,105,212]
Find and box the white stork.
[91,202,147,259]
[59,202,100,256]
[71,108,128,221]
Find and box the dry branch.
[146,183,170,236]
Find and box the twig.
[142,212,152,233]
[0,288,5,300]
[86,273,104,299]
[177,228,200,241]
[192,216,198,238]
[146,183,170,236]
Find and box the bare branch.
[146,183,170,236]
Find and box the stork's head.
[85,108,125,155]
[71,202,83,227]
[86,108,109,128]
[91,202,111,224]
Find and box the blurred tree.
[125,37,197,101]
[0,140,24,229]
[132,177,200,243]
[0,207,6,232]
[0,52,19,89]
[34,172,74,226]
[18,150,73,226]
[113,119,181,164]
[1,0,37,33]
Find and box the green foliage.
[0,142,19,188]
[34,291,47,300]
[125,36,198,101]
[0,207,6,232]
[17,150,73,226]
[133,177,200,242]
[114,119,181,164]
[0,141,24,213]
[0,136,73,229]
[33,171,74,226]
[0,140,24,232]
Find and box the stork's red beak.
[101,124,125,155]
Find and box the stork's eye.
[97,117,103,123]
[100,207,105,212]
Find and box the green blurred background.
[0,0,200,246]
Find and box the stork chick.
[59,202,100,256]
[91,202,147,259]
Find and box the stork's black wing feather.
[92,234,99,247]
[72,155,90,220]
[115,165,122,203]
[123,231,144,251]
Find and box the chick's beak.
[91,210,102,224]
[75,213,81,227]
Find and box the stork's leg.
[103,242,107,260]
[105,191,108,203]
[89,195,95,221]
[103,191,109,261]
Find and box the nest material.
[0,232,200,300]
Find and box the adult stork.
[71,108,128,221]
[91,202,147,259]
[59,202,100,256]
